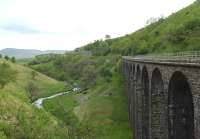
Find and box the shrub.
[11,57,16,63]
[185,19,200,31]
[31,71,38,80]
[4,56,9,61]
[0,63,17,88]
[26,81,39,101]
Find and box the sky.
[0,0,196,50]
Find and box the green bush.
[4,56,9,61]
[0,63,17,88]
[11,57,16,63]
[26,81,39,101]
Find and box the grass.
[16,58,33,65]
[0,92,69,139]
[0,59,70,139]
[1,59,66,101]
[43,72,132,139]
[43,93,78,124]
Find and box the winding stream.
[33,91,70,108]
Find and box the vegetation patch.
[0,59,69,139]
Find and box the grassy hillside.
[27,1,200,139]
[5,60,66,100]
[0,59,69,139]
[77,1,200,55]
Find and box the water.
[33,91,70,108]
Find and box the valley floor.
[43,76,132,139]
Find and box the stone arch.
[124,62,132,124]
[136,65,142,138]
[127,63,131,77]
[136,65,141,81]
[168,71,194,139]
[151,68,167,139]
[129,64,135,129]
[126,62,130,77]
[127,63,132,93]
[142,66,150,139]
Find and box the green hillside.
[77,1,200,55]
[27,1,200,139]
[0,59,69,139]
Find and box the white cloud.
[0,0,196,50]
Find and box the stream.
[33,91,70,109]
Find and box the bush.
[185,19,200,31]
[31,71,38,80]
[4,56,9,61]
[167,27,186,43]
[11,57,16,63]
[26,81,39,101]
[0,63,17,88]
[168,19,200,44]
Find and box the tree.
[145,15,165,25]
[26,81,39,101]
[11,56,16,63]
[31,71,38,80]
[100,66,112,82]
[4,55,9,60]
[81,65,97,89]
[105,34,111,40]
[0,54,2,58]
[0,63,17,88]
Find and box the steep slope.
[0,59,69,139]
[78,1,200,55]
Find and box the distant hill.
[0,48,66,59]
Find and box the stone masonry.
[122,57,200,139]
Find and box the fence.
[123,51,200,63]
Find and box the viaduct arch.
[142,66,150,139]
[151,68,167,139]
[168,72,194,139]
[122,56,199,139]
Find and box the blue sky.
[0,0,196,50]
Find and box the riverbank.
[33,91,71,108]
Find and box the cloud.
[0,22,41,34]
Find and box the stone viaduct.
[122,55,200,139]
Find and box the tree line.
[0,54,16,63]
